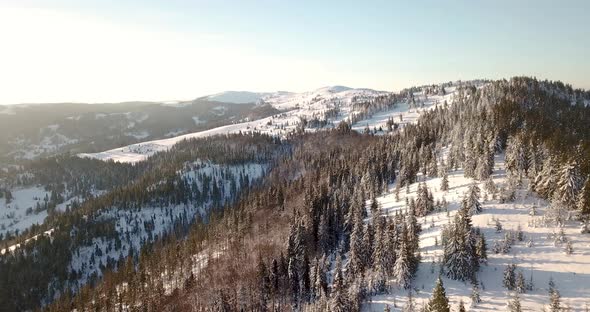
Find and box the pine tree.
[402,291,416,312]
[427,277,450,312]
[578,178,590,222]
[363,223,374,269]
[257,257,270,311]
[371,197,380,217]
[416,183,434,216]
[288,257,299,308]
[457,299,466,312]
[348,216,367,277]
[515,271,526,294]
[470,282,481,307]
[313,257,328,300]
[331,256,348,312]
[548,278,561,312]
[474,230,487,263]
[508,292,522,312]
[441,174,449,192]
[503,264,517,291]
[443,206,477,281]
[485,177,497,195]
[393,232,413,289]
[557,161,583,206]
[463,182,482,215]
[565,239,574,255]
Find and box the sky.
[0,0,589,104]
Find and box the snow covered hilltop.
[2,77,590,312]
[78,83,462,163]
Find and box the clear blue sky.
[1,0,589,103]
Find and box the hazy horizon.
[1,0,589,104]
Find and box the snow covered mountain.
[365,153,590,311]
[206,91,276,104]
[4,78,590,312]
[0,99,278,161]
[79,85,460,163]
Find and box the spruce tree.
[427,277,450,312]
[463,182,482,215]
[331,256,348,312]
[457,299,466,312]
[578,178,590,222]
[549,285,561,312]
[393,230,413,289]
[402,291,416,312]
[347,215,366,277]
[257,257,270,310]
[515,271,526,294]
[503,264,517,291]
[508,292,522,312]
[444,206,477,281]
[441,173,449,192]
[557,161,583,207]
[470,282,481,307]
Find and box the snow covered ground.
[68,161,267,286]
[363,155,590,311]
[78,86,460,163]
[0,186,50,237]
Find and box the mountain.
[2,78,590,312]
[78,86,397,163]
[205,91,275,104]
[0,99,279,162]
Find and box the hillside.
[2,77,589,312]
[366,154,590,311]
[78,84,460,163]
[0,99,278,161]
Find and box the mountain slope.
[366,154,590,311]
[79,85,462,163]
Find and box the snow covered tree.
[556,161,583,207]
[331,256,348,312]
[441,174,449,192]
[508,293,522,312]
[288,257,299,308]
[505,134,530,177]
[548,278,561,312]
[470,282,481,307]
[416,183,434,217]
[533,156,559,199]
[503,264,517,291]
[462,182,482,215]
[370,197,380,217]
[393,231,413,289]
[427,277,450,312]
[401,291,416,312]
[313,257,328,301]
[516,271,526,294]
[476,150,494,181]
[495,219,503,232]
[484,177,497,195]
[443,206,478,281]
[257,257,270,310]
[457,299,466,312]
[474,230,488,263]
[564,240,574,255]
[347,216,366,277]
[578,178,590,222]
[364,222,374,265]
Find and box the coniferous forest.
[1,77,589,311]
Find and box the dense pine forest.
[1,77,589,311]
